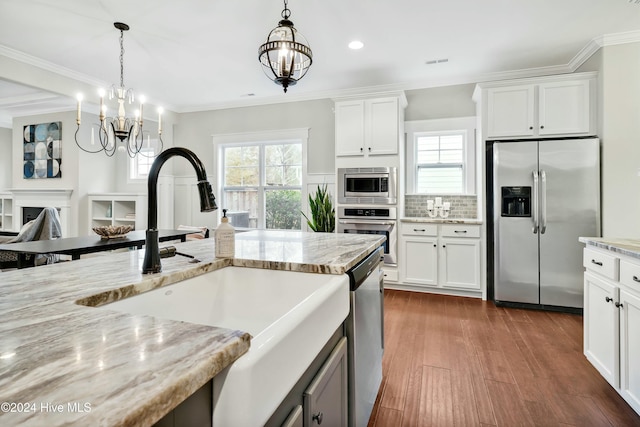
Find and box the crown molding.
[599,29,640,46]
[2,29,640,116]
[0,44,106,89]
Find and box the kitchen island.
[0,230,384,426]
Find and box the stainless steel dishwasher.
[346,246,384,427]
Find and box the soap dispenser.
[215,209,235,258]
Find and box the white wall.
[173,99,335,177]
[578,42,640,238]
[405,84,477,121]
[0,127,12,190]
[12,111,115,236]
[601,43,640,237]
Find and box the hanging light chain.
[281,0,291,19]
[119,28,125,88]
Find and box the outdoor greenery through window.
[221,141,302,230]
[415,132,465,194]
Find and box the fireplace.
[22,207,62,225]
[10,189,73,236]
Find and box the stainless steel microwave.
[337,167,397,205]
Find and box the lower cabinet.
[584,271,619,387]
[303,337,348,427]
[399,222,481,293]
[619,288,640,412]
[583,248,640,415]
[265,329,348,427]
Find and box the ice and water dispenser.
[501,187,531,217]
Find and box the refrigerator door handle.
[532,170,539,234]
[540,170,547,234]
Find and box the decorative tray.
[92,225,134,239]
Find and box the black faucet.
[142,147,217,274]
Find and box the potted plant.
[302,184,335,232]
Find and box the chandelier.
[258,0,313,93]
[74,22,163,157]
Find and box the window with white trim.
[128,144,159,181]
[219,138,304,230]
[406,117,476,195]
[416,131,465,193]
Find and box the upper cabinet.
[335,94,406,157]
[476,72,597,140]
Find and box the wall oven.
[337,207,397,266]
[337,167,397,205]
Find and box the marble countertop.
[401,217,483,224]
[579,237,640,260]
[0,230,384,426]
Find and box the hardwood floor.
[368,290,640,427]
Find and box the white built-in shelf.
[88,193,147,235]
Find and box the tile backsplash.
[404,194,478,219]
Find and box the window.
[415,132,465,193]
[406,118,476,195]
[129,145,158,181]
[216,129,307,230]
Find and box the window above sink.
[405,117,476,196]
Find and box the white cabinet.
[583,247,640,415]
[478,72,596,139]
[335,96,405,157]
[399,222,481,293]
[584,270,619,387]
[440,237,481,290]
[486,84,535,138]
[0,193,13,231]
[619,288,640,412]
[88,193,147,234]
[538,79,591,136]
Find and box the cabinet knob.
[433,244,436,247]
[312,412,324,424]
[615,302,624,309]
[540,125,545,129]
[529,126,533,130]
[605,296,613,303]
[633,275,640,283]
[443,245,446,248]
[360,147,363,152]
[368,147,371,152]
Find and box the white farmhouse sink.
[98,266,350,427]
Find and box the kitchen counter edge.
[579,237,640,260]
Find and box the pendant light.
[74,22,163,158]
[258,0,313,93]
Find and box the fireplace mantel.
[9,189,74,236]
[10,188,74,198]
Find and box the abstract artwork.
[23,122,62,179]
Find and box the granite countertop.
[401,217,483,225]
[579,237,640,260]
[0,230,384,426]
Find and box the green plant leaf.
[300,183,335,232]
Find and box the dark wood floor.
[368,289,640,427]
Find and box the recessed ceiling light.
[348,40,364,50]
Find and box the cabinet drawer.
[440,224,480,238]
[400,222,437,236]
[620,259,640,290]
[583,248,619,281]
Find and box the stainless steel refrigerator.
[489,138,600,309]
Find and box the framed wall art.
[23,121,62,179]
